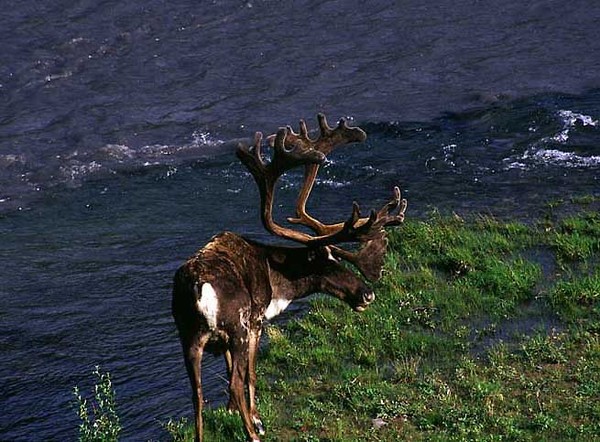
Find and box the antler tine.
[252,131,265,163]
[372,186,408,228]
[270,127,325,171]
[299,119,310,138]
[236,131,267,178]
[266,118,313,147]
[313,113,367,155]
[315,113,357,137]
[360,186,408,234]
[317,113,332,138]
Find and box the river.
[1,1,599,440]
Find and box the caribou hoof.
[253,417,266,436]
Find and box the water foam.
[0,130,226,211]
[504,109,599,170]
[191,130,224,148]
[551,110,598,143]
[525,148,600,168]
[62,131,225,180]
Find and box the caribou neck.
[264,249,323,302]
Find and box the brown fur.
[172,232,374,442]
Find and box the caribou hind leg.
[182,333,210,442]
[247,329,265,436]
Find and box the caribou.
[172,114,407,442]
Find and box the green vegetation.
[73,366,121,442]
[83,202,597,441]
[186,205,599,441]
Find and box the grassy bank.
[175,201,599,441]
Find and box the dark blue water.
[1,1,599,440]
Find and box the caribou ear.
[309,246,340,263]
[323,246,340,263]
[269,250,287,265]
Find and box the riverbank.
[172,198,599,441]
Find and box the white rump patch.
[196,283,219,330]
[264,297,292,320]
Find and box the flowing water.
[1,1,599,440]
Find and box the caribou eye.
[284,141,298,153]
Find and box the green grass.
[170,205,600,441]
[73,366,121,442]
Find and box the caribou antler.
[237,126,383,246]
[237,114,407,279]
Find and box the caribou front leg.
[224,349,235,413]
[229,336,261,442]
[225,330,265,436]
